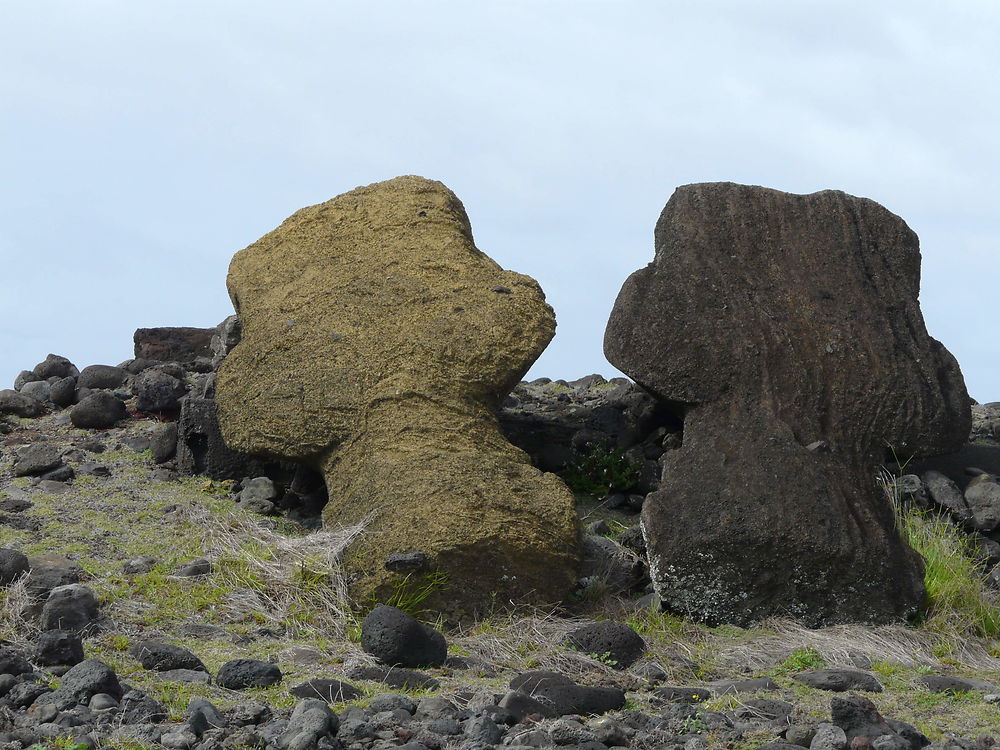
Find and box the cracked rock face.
[605,182,970,626]
[216,175,579,619]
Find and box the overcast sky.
[2,1,997,401]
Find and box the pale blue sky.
[2,1,998,400]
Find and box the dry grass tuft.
[716,619,1000,672]
[453,610,627,679]
[206,511,370,639]
[0,574,39,648]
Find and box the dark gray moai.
[605,182,971,626]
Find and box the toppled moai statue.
[605,182,971,626]
[216,175,580,618]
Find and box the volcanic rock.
[216,175,580,617]
[71,392,127,429]
[604,182,970,625]
[77,364,126,390]
[32,354,78,380]
[0,389,45,418]
[134,327,214,363]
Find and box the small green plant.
[774,646,825,674]
[583,650,618,667]
[681,712,708,734]
[386,571,449,617]
[563,442,642,496]
[879,469,1000,638]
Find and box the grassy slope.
[0,413,998,745]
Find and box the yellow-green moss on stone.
[216,175,580,618]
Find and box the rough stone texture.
[564,621,646,669]
[32,354,78,380]
[216,175,580,617]
[176,396,277,479]
[130,641,207,673]
[133,368,188,413]
[0,389,45,418]
[71,392,127,429]
[793,669,883,693]
[134,327,214,363]
[605,182,970,626]
[0,548,29,586]
[77,365,127,390]
[33,630,85,666]
[361,605,447,668]
[216,659,282,690]
[963,474,1000,531]
[38,583,99,632]
[13,443,63,477]
[49,377,77,408]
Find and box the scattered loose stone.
[278,698,338,750]
[20,380,51,403]
[385,551,429,573]
[49,377,77,407]
[347,665,440,691]
[964,475,1000,531]
[151,423,179,463]
[511,671,626,716]
[38,583,99,632]
[793,670,884,693]
[130,641,207,672]
[13,443,64,477]
[216,659,282,690]
[35,659,122,709]
[361,605,448,668]
[122,556,157,574]
[0,647,34,676]
[830,694,897,743]
[174,558,213,577]
[565,620,646,669]
[916,674,998,693]
[289,678,362,702]
[239,476,279,515]
[134,368,188,413]
[25,557,83,598]
[0,548,29,586]
[33,629,85,666]
[709,678,780,695]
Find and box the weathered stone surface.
[77,365,127,390]
[175,396,277,479]
[605,183,970,626]
[134,327,214,363]
[0,389,45,418]
[216,175,580,617]
[71,391,127,429]
[964,474,1000,531]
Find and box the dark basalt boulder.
[134,327,214,363]
[605,182,970,626]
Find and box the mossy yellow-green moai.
[216,176,580,619]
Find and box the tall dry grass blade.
[205,511,370,639]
